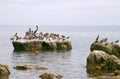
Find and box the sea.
[0,25,120,79]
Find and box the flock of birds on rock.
[10,26,71,43]
[94,35,119,46]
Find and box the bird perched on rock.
[115,40,119,43]
[111,42,113,44]
[67,36,70,39]
[100,39,104,43]
[104,42,108,46]
[104,38,108,42]
[15,32,17,36]
[96,35,99,41]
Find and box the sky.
[0,0,120,26]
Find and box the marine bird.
[104,38,108,42]
[115,40,119,43]
[15,32,17,36]
[67,36,70,39]
[29,28,31,32]
[104,42,108,45]
[96,35,99,41]
[100,39,104,43]
[111,42,113,44]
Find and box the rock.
[114,70,120,76]
[14,65,31,70]
[34,50,40,55]
[14,64,48,71]
[12,41,42,51]
[0,75,9,79]
[0,64,10,76]
[56,74,63,79]
[39,72,55,79]
[87,50,120,76]
[90,37,120,57]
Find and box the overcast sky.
[0,0,120,26]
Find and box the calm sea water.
[0,25,120,79]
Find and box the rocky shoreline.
[10,26,72,51]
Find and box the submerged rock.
[10,26,72,51]
[14,64,48,70]
[14,65,31,70]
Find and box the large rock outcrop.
[90,36,120,57]
[87,36,120,77]
[11,26,72,51]
[87,50,120,76]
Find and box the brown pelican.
[33,25,38,34]
[115,40,119,43]
[96,35,99,41]
[111,42,113,44]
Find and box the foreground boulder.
[90,36,120,57]
[0,64,10,79]
[11,26,72,51]
[39,72,63,79]
[39,72,55,79]
[87,50,120,76]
